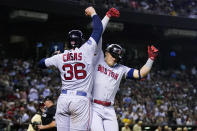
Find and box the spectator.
[186,117,193,125]
[42,87,51,98]
[164,125,169,131]
[27,101,36,113]
[28,87,39,103]
[20,107,30,124]
[121,122,131,131]
[122,113,132,125]
[155,126,162,131]
[133,120,142,131]
[183,127,188,131]
[176,127,182,131]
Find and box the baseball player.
[91,32,159,130]
[39,7,103,131]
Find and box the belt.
[61,90,87,96]
[93,99,111,106]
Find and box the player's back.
[52,41,96,95]
[43,36,99,95]
[41,12,103,97]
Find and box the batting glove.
[148,45,159,60]
[106,8,120,18]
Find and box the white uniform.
[92,52,131,104]
[91,49,131,131]
[45,37,97,131]
[45,38,96,93]
[91,17,133,131]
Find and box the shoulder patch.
[87,40,92,45]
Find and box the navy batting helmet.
[105,44,125,63]
[68,30,83,49]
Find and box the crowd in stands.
[0,57,196,130]
[116,67,197,126]
[0,58,60,130]
[80,0,197,18]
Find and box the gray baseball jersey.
[92,50,131,105]
[39,13,103,131]
[45,37,97,95]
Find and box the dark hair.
[43,96,54,102]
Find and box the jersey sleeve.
[94,37,102,56]
[90,14,103,44]
[45,55,59,68]
[80,14,103,64]
[123,66,134,79]
[80,37,97,64]
[94,16,110,56]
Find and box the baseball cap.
[43,96,54,102]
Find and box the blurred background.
[0,0,196,130]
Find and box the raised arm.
[85,7,103,44]
[132,45,159,79]
[102,8,120,33]
[95,8,120,55]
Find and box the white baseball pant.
[56,94,91,131]
[90,103,118,131]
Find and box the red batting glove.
[148,45,159,60]
[106,8,120,18]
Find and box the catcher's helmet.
[105,44,125,63]
[68,30,83,49]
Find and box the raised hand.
[85,6,96,16]
[106,8,120,18]
[148,45,159,60]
